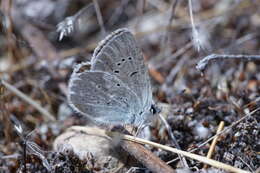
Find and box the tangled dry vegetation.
[0,0,259,173]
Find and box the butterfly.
[68,28,157,126]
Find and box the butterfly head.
[133,104,159,127]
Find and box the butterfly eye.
[150,105,158,114]
[128,56,132,60]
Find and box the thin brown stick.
[167,107,260,164]
[107,127,175,173]
[147,0,168,12]
[108,0,131,26]
[149,68,165,84]
[204,121,224,169]
[0,83,12,144]
[1,0,21,60]
[6,0,14,59]
[164,55,188,85]
[120,139,175,173]
[108,132,250,173]
[160,0,179,56]
[1,80,56,121]
[10,5,61,79]
[133,0,146,32]
[153,41,192,69]
[238,156,254,173]
[159,113,189,168]
[195,107,260,151]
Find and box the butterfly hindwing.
[68,68,141,124]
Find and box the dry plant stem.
[1,0,21,60]
[167,108,260,164]
[119,138,175,173]
[57,3,95,40]
[149,68,165,84]
[134,1,253,42]
[20,24,60,62]
[156,42,192,69]
[19,24,59,79]
[0,85,12,144]
[159,113,189,168]
[109,132,250,173]
[1,108,12,143]
[197,107,259,147]
[188,0,201,51]
[196,54,260,72]
[146,0,168,12]
[188,0,195,30]
[108,0,130,26]
[10,6,60,78]
[160,0,178,56]
[1,0,13,59]
[1,80,55,121]
[238,157,254,173]
[74,3,94,21]
[137,0,145,16]
[164,55,188,84]
[206,121,225,158]
[0,153,20,159]
[93,0,106,36]
[204,121,224,169]
[161,56,188,96]
[133,0,145,32]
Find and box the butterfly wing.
[91,29,153,114]
[68,64,141,124]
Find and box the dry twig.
[167,107,260,164]
[194,107,260,152]
[109,126,175,173]
[0,82,12,143]
[204,121,225,169]
[57,3,94,40]
[160,0,178,56]
[108,132,250,173]
[1,80,56,121]
[159,113,189,168]
[93,0,106,35]
[120,138,175,173]
[196,54,260,72]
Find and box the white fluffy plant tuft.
[188,0,211,52]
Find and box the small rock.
[53,126,127,172]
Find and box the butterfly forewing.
[91,29,152,112]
